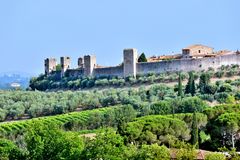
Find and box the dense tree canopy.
[122,115,191,145]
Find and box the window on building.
[198,50,201,53]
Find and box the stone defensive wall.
[45,46,240,78]
[67,69,84,77]
[93,65,123,77]
[56,52,240,78]
[87,52,240,77]
[66,66,123,77]
[137,52,240,74]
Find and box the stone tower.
[84,55,96,76]
[60,56,71,77]
[78,57,84,68]
[123,48,138,78]
[44,58,57,75]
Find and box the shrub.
[226,69,237,77]
[215,71,224,78]
[205,84,218,94]
[218,83,232,92]
[199,94,215,102]
[214,92,229,103]
[0,109,7,121]
[205,152,226,160]
[235,91,240,100]
[135,144,170,160]
[150,101,172,115]
[95,79,109,86]
[225,95,235,104]
[177,97,207,113]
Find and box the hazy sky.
[0,0,239,75]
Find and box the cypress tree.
[138,53,148,62]
[191,78,196,96]
[199,73,210,94]
[178,72,183,97]
[185,72,196,96]
[191,112,199,148]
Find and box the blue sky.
[0,0,239,75]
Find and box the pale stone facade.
[60,57,71,77]
[123,48,138,77]
[44,58,57,75]
[84,55,96,76]
[182,44,214,58]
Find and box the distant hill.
[0,72,33,90]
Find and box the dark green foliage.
[4,64,240,156]
[203,104,240,150]
[218,83,232,92]
[215,71,224,78]
[216,113,240,149]
[138,53,148,62]
[199,94,215,102]
[176,97,207,113]
[0,84,174,121]
[146,97,207,116]
[150,100,172,115]
[122,115,191,145]
[234,91,240,100]
[166,113,207,129]
[205,152,226,160]
[1,101,239,156]
[81,128,127,160]
[191,112,199,148]
[134,144,170,160]
[205,84,218,94]
[25,121,84,160]
[0,119,199,160]
[199,73,211,94]
[214,92,230,103]
[0,138,26,159]
[178,72,183,97]
[185,72,196,96]
[56,64,61,71]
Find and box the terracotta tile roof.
[147,54,182,62]
[183,44,213,50]
[215,50,232,55]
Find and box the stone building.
[60,57,71,77]
[44,58,57,75]
[78,57,84,68]
[123,48,138,77]
[84,55,96,76]
[44,44,239,78]
[182,44,214,58]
